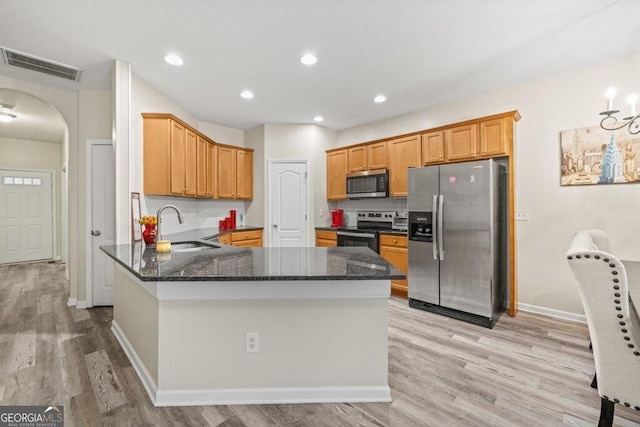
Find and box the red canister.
[230,210,236,229]
[219,219,226,231]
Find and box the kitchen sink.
[171,241,219,252]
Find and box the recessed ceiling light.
[300,54,318,65]
[373,95,387,103]
[164,54,184,66]
[240,90,254,99]
[313,116,324,122]
[0,112,17,122]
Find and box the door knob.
[91,230,101,236]
[273,224,278,228]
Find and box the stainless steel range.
[336,211,404,253]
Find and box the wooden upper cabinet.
[367,141,388,169]
[388,135,421,197]
[185,129,197,196]
[206,143,217,198]
[421,131,444,165]
[327,149,349,201]
[480,117,510,157]
[170,120,186,195]
[445,124,479,161]
[236,149,253,200]
[143,113,254,199]
[196,136,207,198]
[217,146,236,199]
[143,116,171,195]
[348,146,367,172]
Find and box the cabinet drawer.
[379,234,407,248]
[316,230,337,241]
[232,229,263,242]
[316,238,337,247]
[233,239,262,247]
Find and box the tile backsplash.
[143,196,246,234]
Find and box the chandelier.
[600,87,640,134]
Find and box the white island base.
[111,265,392,406]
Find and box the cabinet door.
[379,245,408,298]
[196,136,207,197]
[421,131,444,165]
[316,239,337,247]
[348,146,367,172]
[388,135,421,197]
[217,146,236,199]
[326,149,349,200]
[236,149,254,200]
[367,141,388,169]
[218,233,231,245]
[206,143,217,198]
[480,118,509,157]
[445,124,478,161]
[170,120,186,195]
[143,117,171,195]
[185,129,197,196]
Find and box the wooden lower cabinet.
[218,229,263,247]
[315,229,337,247]
[231,229,263,247]
[379,234,408,298]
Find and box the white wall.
[0,136,63,256]
[245,125,265,228]
[337,53,640,315]
[129,72,247,235]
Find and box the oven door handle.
[337,231,377,239]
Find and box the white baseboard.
[154,385,392,407]
[76,300,91,309]
[112,321,390,407]
[518,303,586,324]
[111,321,159,403]
[66,297,77,307]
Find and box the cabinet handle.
[394,239,397,244]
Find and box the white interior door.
[269,161,308,247]
[91,143,115,306]
[0,169,54,264]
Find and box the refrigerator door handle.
[432,195,438,260]
[438,194,444,260]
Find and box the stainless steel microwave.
[346,169,389,199]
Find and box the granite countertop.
[101,230,405,282]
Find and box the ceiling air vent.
[1,48,82,82]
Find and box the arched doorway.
[0,88,68,265]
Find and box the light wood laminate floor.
[2,262,640,426]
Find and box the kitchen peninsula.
[101,233,404,407]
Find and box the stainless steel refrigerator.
[407,159,507,328]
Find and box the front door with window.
[0,169,54,264]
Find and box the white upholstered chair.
[566,230,640,426]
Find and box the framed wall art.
[561,125,640,186]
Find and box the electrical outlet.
[246,332,259,353]
[515,209,530,221]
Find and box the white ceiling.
[0,0,639,131]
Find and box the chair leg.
[598,398,614,427]
[591,373,598,389]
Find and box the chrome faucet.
[156,205,184,241]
